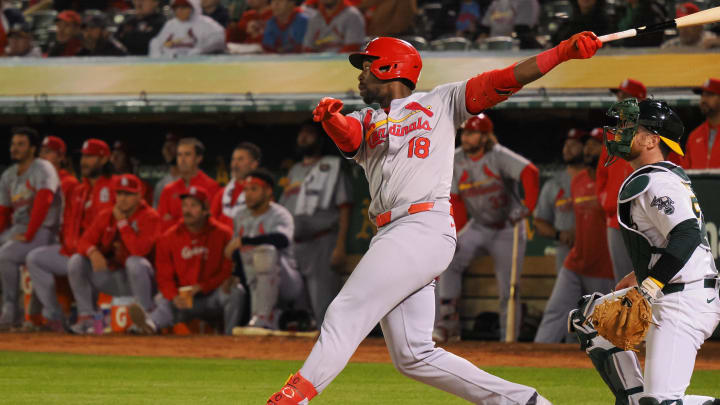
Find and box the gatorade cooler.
[110,296,134,333]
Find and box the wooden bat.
[599,5,720,43]
[504,221,520,343]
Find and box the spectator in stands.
[210,142,261,228]
[129,186,244,335]
[67,174,161,334]
[674,78,720,169]
[616,0,666,47]
[78,13,128,56]
[534,129,614,343]
[153,133,179,209]
[479,0,541,49]
[47,10,84,57]
[357,0,416,37]
[262,0,308,53]
[149,0,226,57]
[455,0,481,40]
[0,0,26,56]
[662,3,719,49]
[609,77,646,101]
[202,0,230,27]
[552,0,610,46]
[5,23,42,57]
[226,0,271,44]
[116,0,166,55]
[158,137,220,231]
[302,0,364,52]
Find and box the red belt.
[376,202,452,228]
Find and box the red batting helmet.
[462,113,493,133]
[349,37,422,90]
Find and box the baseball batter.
[434,113,540,343]
[267,32,603,405]
[278,123,352,326]
[228,169,304,330]
[533,129,585,276]
[569,99,720,405]
[0,127,61,330]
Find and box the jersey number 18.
[408,137,430,159]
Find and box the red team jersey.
[563,169,613,278]
[157,171,220,231]
[210,180,245,229]
[155,218,233,300]
[596,147,634,229]
[60,176,116,256]
[58,169,79,198]
[77,201,161,269]
[678,121,720,169]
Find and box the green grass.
[1,351,719,404]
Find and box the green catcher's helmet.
[603,98,685,166]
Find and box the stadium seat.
[401,36,429,51]
[486,36,515,50]
[430,37,471,51]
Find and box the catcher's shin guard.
[569,294,644,405]
[267,372,317,405]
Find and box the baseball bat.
[598,5,720,43]
[504,222,520,343]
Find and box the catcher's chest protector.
[616,162,705,283]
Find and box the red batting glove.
[536,31,603,74]
[312,97,344,122]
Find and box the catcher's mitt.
[588,288,652,351]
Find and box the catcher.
[568,98,720,405]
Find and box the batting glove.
[313,97,344,122]
[558,31,603,61]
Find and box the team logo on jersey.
[181,245,208,259]
[650,196,675,215]
[366,118,433,149]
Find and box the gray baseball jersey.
[302,6,365,52]
[233,202,296,274]
[0,159,61,232]
[346,82,473,222]
[298,80,542,404]
[279,160,351,238]
[452,144,529,226]
[534,168,574,269]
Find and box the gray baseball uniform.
[436,144,532,341]
[279,157,351,325]
[302,5,365,52]
[533,169,574,271]
[298,82,541,404]
[0,159,60,325]
[234,202,304,327]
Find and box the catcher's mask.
[603,98,685,166]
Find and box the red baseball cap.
[180,186,209,206]
[589,127,604,142]
[566,128,588,140]
[113,174,143,194]
[42,136,66,154]
[610,78,647,100]
[462,113,493,133]
[56,10,82,25]
[82,139,111,157]
[676,2,700,18]
[692,78,720,95]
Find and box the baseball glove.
[588,288,652,352]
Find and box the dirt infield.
[2,333,720,370]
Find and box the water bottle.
[93,312,104,335]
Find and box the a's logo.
[650,196,675,215]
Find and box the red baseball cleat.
[267,372,317,405]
